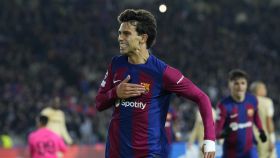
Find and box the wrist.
[203,140,215,152]
[270,133,276,144]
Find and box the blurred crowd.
[0,0,279,146]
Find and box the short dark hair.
[118,9,157,49]
[38,115,48,126]
[228,69,249,81]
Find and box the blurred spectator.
[0,128,13,148]
[0,0,279,145]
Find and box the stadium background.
[0,0,279,157]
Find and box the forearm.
[267,117,276,143]
[254,111,263,131]
[95,87,117,111]
[194,92,215,141]
[267,117,275,133]
[162,66,215,140]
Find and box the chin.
[120,50,127,55]
[237,92,245,97]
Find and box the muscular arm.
[163,66,215,141]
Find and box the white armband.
[203,140,216,152]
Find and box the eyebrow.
[118,30,131,35]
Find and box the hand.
[268,142,274,152]
[259,130,267,143]
[201,144,215,158]
[201,140,215,158]
[116,75,146,99]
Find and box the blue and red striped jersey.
[96,54,215,158]
[216,93,263,158]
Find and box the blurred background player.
[41,96,73,146]
[165,107,178,156]
[28,115,67,158]
[215,69,267,158]
[165,107,178,145]
[0,128,13,149]
[250,81,277,158]
[188,107,216,158]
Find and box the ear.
[140,34,148,44]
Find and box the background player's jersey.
[253,96,277,158]
[253,96,274,133]
[216,93,263,158]
[165,107,177,145]
[95,54,215,158]
[28,128,67,158]
[41,107,73,145]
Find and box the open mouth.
[120,44,127,50]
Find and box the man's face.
[118,22,142,55]
[256,83,267,97]
[229,78,248,99]
[52,97,61,109]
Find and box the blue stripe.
[119,70,134,158]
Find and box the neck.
[128,48,149,64]
[38,125,45,129]
[231,95,245,102]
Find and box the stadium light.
[159,4,167,13]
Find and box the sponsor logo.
[117,100,146,110]
[229,121,252,131]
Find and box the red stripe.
[244,104,254,152]
[108,67,127,158]
[226,106,238,158]
[108,119,120,158]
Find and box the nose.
[118,34,123,42]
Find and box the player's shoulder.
[110,55,125,64]
[28,130,36,139]
[246,93,256,99]
[41,107,53,113]
[245,93,258,103]
[28,128,42,140]
[112,55,125,61]
[219,96,232,106]
[144,54,166,70]
[257,96,273,103]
